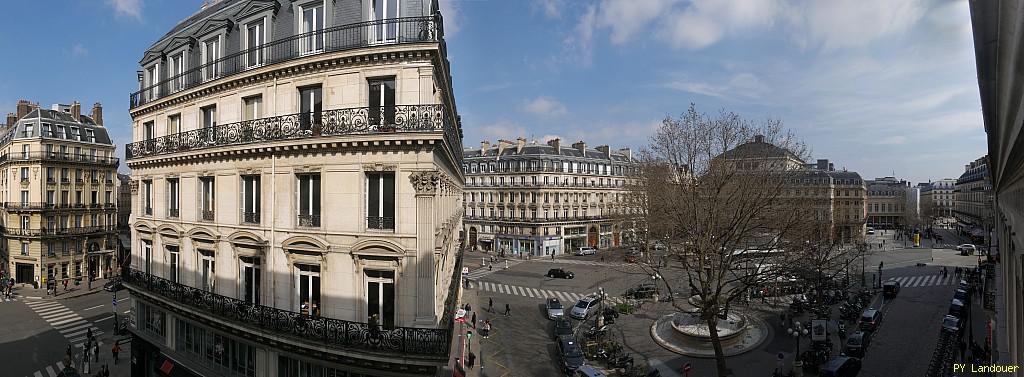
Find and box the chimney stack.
[16,99,33,120]
[595,145,610,159]
[497,139,513,156]
[754,134,765,143]
[71,101,81,122]
[480,140,490,156]
[91,102,103,126]
[618,148,632,161]
[572,140,587,154]
[516,137,526,154]
[6,113,15,128]
[547,138,561,154]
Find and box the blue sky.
[0,0,987,183]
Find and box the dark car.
[103,278,123,292]
[552,318,574,340]
[882,280,900,298]
[949,299,966,317]
[624,283,658,299]
[953,289,970,304]
[941,314,962,334]
[548,268,575,279]
[819,356,862,377]
[844,331,871,357]
[859,308,881,332]
[558,338,586,374]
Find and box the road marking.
[33,371,43,377]
[49,316,83,327]
[97,314,114,322]
[84,304,104,311]
[42,311,78,322]
[56,322,91,333]
[117,297,129,303]
[45,365,55,377]
[55,361,64,371]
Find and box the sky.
[0,0,988,184]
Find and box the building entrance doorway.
[15,263,33,284]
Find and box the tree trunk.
[705,315,729,377]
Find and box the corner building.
[123,1,464,376]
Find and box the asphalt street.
[0,288,132,377]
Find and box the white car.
[570,295,602,319]
[956,244,977,255]
[575,247,597,256]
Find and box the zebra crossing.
[0,295,19,303]
[24,300,105,349]
[535,258,629,267]
[889,274,956,288]
[475,281,622,305]
[26,360,69,377]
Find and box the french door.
[296,264,321,314]
[200,250,215,292]
[370,0,399,44]
[301,3,325,54]
[240,257,261,305]
[365,270,395,328]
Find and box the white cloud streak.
[522,96,568,117]
[106,0,142,20]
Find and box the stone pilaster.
[410,170,440,325]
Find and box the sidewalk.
[15,277,114,300]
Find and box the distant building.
[117,173,131,229]
[865,177,911,229]
[953,156,993,242]
[462,138,636,255]
[920,178,956,221]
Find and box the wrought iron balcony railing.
[124,268,451,358]
[130,15,441,109]
[3,226,114,237]
[0,152,120,166]
[242,211,260,224]
[125,104,457,162]
[202,210,215,221]
[298,214,321,227]
[366,216,395,230]
[168,209,179,218]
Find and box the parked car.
[573,365,608,377]
[867,228,875,235]
[941,314,962,334]
[652,242,666,251]
[570,295,602,319]
[558,338,586,374]
[575,247,597,256]
[547,268,575,279]
[546,298,565,319]
[103,278,123,292]
[949,299,966,317]
[844,331,871,357]
[957,244,977,256]
[624,283,659,299]
[954,289,970,304]
[818,356,862,377]
[882,279,901,298]
[859,308,882,332]
[553,318,574,340]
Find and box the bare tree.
[625,104,858,376]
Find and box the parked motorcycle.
[608,353,635,369]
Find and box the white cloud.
[597,0,679,44]
[535,0,564,19]
[522,96,568,117]
[794,0,924,50]
[476,120,527,142]
[71,43,88,58]
[437,0,461,37]
[106,0,142,20]
[563,4,597,66]
[664,72,770,101]
[875,135,907,145]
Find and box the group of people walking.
[62,327,121,376]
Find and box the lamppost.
[788,321,809,377]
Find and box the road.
[0,289,132,377]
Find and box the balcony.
[366,216,395,230]
[125,104,460,166]
[3,226,114,237]
[298,214,321,227]
[168,209,179,218]
[124,268,451,358]
[130,15,441,109]
[201,210,215,221]
[242,211,260,224]
[145,207,153,216]
[0,152,120,167]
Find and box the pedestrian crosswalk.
[0,295,19,302]
[474,281,623,305]
[534,258,629,267]
[24,300,105,349]
[889,274,957,288]
[28,360,68,377]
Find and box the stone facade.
[462,138,637,256]
[866,176,911,229]
[0,101,119,287]
[954,156,993,240]
[123,1,464,376]
[920,178,956,220]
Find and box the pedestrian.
[551,253,555,261]
[111,342,121,364]
[504,303,510,316]
[488,297,493,313]
[488,264,492,271]
[87,328,94,344]
[66,344,74,361]
[471,311,477,328]
[93,341,99,362]
[467,352,476,368]
[63,279,68,292]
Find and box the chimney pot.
[572,140,587,154]
[754,134,765,143]
[16,99,32,120]
[480,140,490,157]
[71,101,81,122]
[546,138,561,155]
[596,145,610,158]
[91,102,103,126]
[516,137,526,154]
[6,113,16,128]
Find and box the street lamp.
[788,321,809,376]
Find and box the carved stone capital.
[409,171,440,196]
[129,180,140,194]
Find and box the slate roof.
[718,139,803,162]
[464,144,633,163]
[3,108,113,146]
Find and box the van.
[575,247,597,256]
[882,280,900,298]
[574,365,608,377]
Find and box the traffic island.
[650,308,770,358]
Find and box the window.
[240,256,261,305]
[370,0,400,43]
[42,124,51,137]
[21,144,29,159]
[242,96,262,121]
[368,78,395,127]
[143,240,153,274]
[299,86,321,132]
[300,2,325,54]
[139,301,165,338]
[168,178,180,218]
[21,242,28,256]
[143,121,154,140]
[167,114,181,135]
[203,36,220,80]
[297,174,321,227]
[200,177,215,221]
[70,127,80,141]
[170,51,185,91]
[296,264,320,314]
[200,250,216,292]
[365,270,395,328]
[202,104,217,130]
[46,190,55,205]
[85,129,95,143]
[146,64,159,99]
[246,20,265,68]
[168,246,179,283]
[20,190,28,205]
[241,175,261,223]
[21,167,29,182]
[366,172,395,230]
[143,180,153,215]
